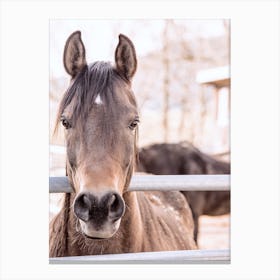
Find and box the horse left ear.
[115,34,137,81]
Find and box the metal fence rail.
[49,249,230,264]
[49,174,230,193]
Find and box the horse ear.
[115,34,137,81]
[63,31,87,78]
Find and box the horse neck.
[123,191,142,226]
[116,191,145,251]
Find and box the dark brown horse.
[137,142,230,243]
[49,31,196,257]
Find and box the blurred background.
[49,19,230,249]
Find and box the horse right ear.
[63,31,87,78]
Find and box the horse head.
[56,31,138,239]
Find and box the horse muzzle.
[73,191,125,239]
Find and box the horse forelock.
[55,61,132,132]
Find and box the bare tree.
[162,19,172,142]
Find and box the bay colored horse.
[49,31,196,257]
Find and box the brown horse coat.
[49,31,196,257]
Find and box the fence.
[50,249,230,264]
[49,174,230,193]
[49,174,230,263]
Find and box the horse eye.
[61,117,71,129]
[128,119,139,130]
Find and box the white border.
[1,1,279,279]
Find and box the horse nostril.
[108,193,125,221]
[108,194,118,212]
[74,193,91,222]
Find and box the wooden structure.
[196,65,230,89]
[196,65,230,154]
